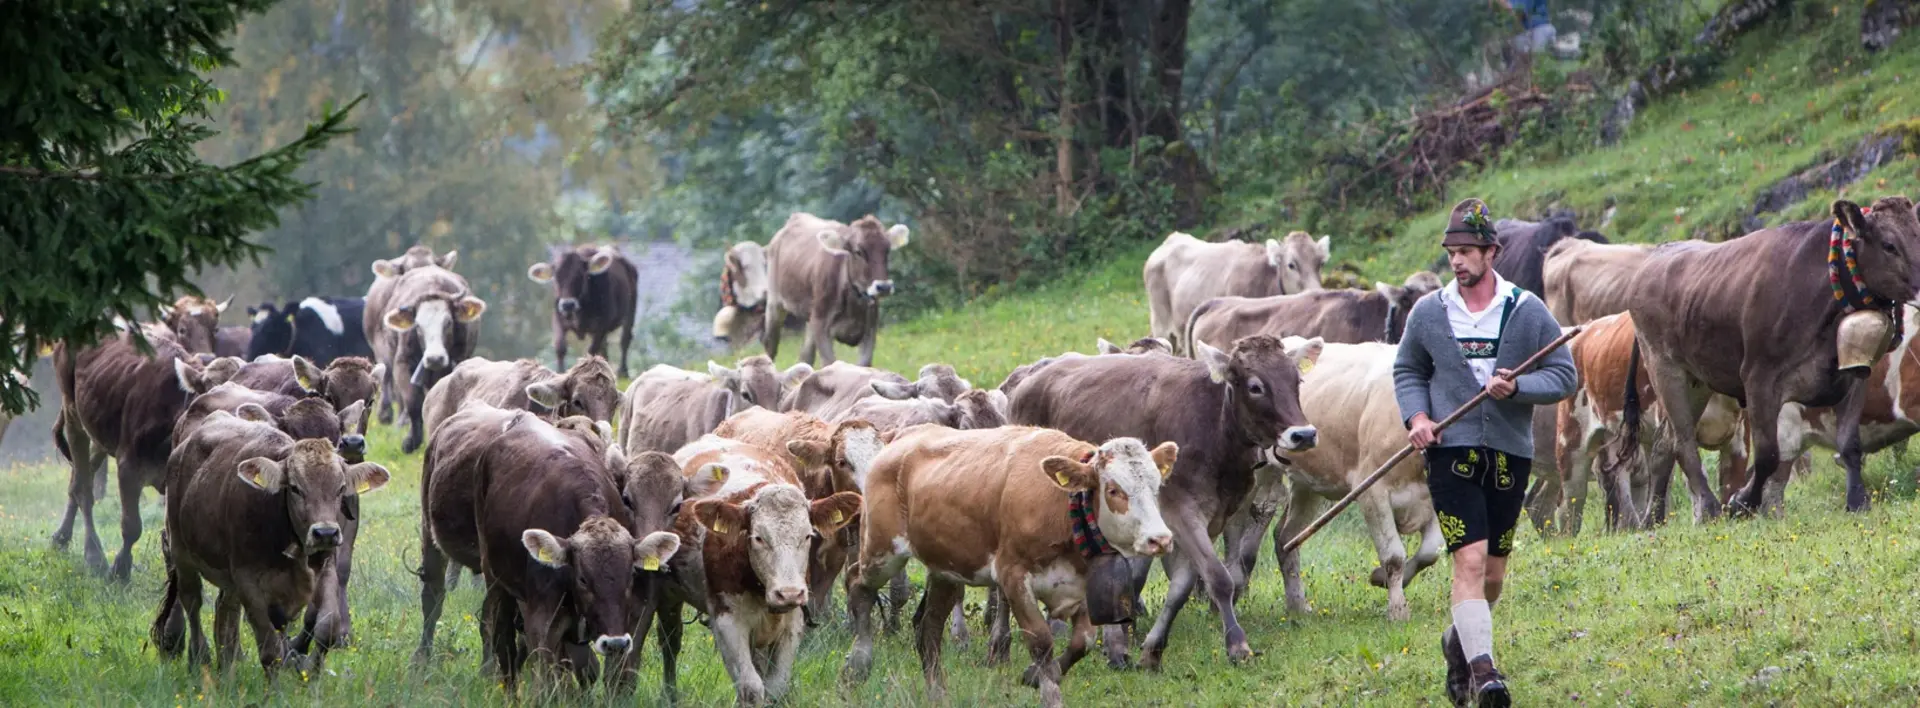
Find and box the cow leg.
[55,414,108,575]
[617,318,635,379]
[213,589,242,673]
[1832,380,1871,513]
[51,417,85,550]
[177,567,210,668]
[292,553,343,657]
[884,567,913,635]
[414,538,450,664]
[109,460,146,583]
[761,300,785,361]
[762,612,806,703]
[401,384,427,454]
[656,595,684,705]
[915,577,964,702]
[1560,430,1597,537]
[1138,547,1200,671]
[482,584,521,685]
[1058,609,1097,679]
[1273,482,1326,616]
[376,353,397,425]
[844,547,910,684]
[991,585,1015,667]
[1644,356,1722,522]
[1405,513,1444,585]
[856,305,879,368]
[948,592,971,649]
[242,594,291,679]
[1224,465,1285,607]
[552,317,570,372]
[518,598,567,687]
[1728,387,1792,516]
[1355,489,1410,621]
[999,568,1066,708]
[1643,433,1676,526]
[710,611,767,706]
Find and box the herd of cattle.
[16,198,1920,705]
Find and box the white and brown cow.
[762,212,912,367]
[362,245,457,425]
[371,263,488,454]
[842,426,1176,708]
[1144,229,1329,354]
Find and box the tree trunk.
[1055,0,1078,215]
[1145,0,1190,143]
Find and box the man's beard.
[1456,269,1484,287]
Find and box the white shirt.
[1438,271,1525,388]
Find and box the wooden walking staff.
[1280,325,1584,554]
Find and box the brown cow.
[1095,336,1176,356]
[1624,198,1920,516]
[528,245,639,378]
[617,356,810,454]
[1186,271,1442,353]
[372,264,488,454]
[423,355,620,440]
[778,361,912,420]
[362,245,457,425]
[1008,334,1320,668]
[762,212,912,367]
[230,355,384,428]
[660,435,862,706]
[1540,239,1653,326]
[160,294,234,355]
[843,426,1177,708]
[850,388,1007,436]
[416,402,680,690]
[1490,216,1609,298]
[712,240,787,348]
[150,410,391,677]
[51,325,237,581]
[1144,230,1330,354]
[173,379,362,457]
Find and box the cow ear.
[371,259,397,279]
[1316,235,1331,260]
[174,359,210,395]
[787,440,831,467]
[521,529,571,568]
[338,400,367,435]
[384,307,417,332]
[1196,342,1231,384]
[694,461,731,488]
[986,389,1010,419]
[528,262,555,284]
[707,360,739,386]
[780,363,813,391]
[1149,441,1179,480]
[694,499,747,536]
[816,229,849,254]
[205,357,242,388]
[525,380,565,410]
[871,380,917,400]
[234,403,274,424]
[604,442,629,474]
[437,250,459,270]
[1265,239,1283,268]
[809,491,863,531]
[236,457,285,493]
[292,355,325,394]
[1096,337,1122,355]
[1834,199,1871,238]
[886,224,910,249]
[1040,454,1097,492]
[634,531,681,572]
[347,462,391,495]
[1292,336,1325,374]
[455,296,487,323]
[1374,281,1397,300]
[369,364,387,391]
[589,248,617,274]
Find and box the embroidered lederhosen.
[1426,284,1531,556]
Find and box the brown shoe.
[1468,654,1511,708]
[1441,626,1469,706]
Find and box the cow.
[160,294,234,355]
[214,325,251,359]
[778,361,913,421]
[761,212,912,367]
[1216,339,1445,621]
[416,402,680,690]
[248,297,375,365]
[842,426,1177,708]
[1144,230,1330,355]
[528,244,639,378]
[1540,239,1653,326]
[423,356,621,440]
[1765,304,1920,507]
[363,245,458,425]
[712,241,776,348]
[1490,216,1609,298]
[173,379,363,457]
[660,434,862,706]
[708,408,885,628]
[1186,271,1443,354]
[149,409,391,677]
[617,356,811,455]
[229,355,383,428]
[849,388,1007,436]
[1623,198,1920,517]
[1095,336,1176,356]
[370,264,488,454]
[996,337,1174,403]
[51,325,239,581]
[1008,334,1320,668]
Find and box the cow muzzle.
[423,353,450,371]
[767,586,808,613]
[1136,533,1174,557]
[867,280,895,297]
[557,298,581,315]
[337,435,366,462]
[308,523,343,550]
[1276,425,1318,452]
[592,634,633,656]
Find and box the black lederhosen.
[1425,445,1530,557]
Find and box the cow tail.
[150,545,184,657]
[52,410,70,462]
[1619,338,1643,456]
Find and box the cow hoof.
[1387,603,1410,622]
[1368,567,1392,588]
[1138,652,1163,672]
[1020,663,1042,687]
[1227,641,1252,664]
[1847,496,1871,513]
[1105,652,1133,671]
[841,654,873,685]
[1285,598,1312,616]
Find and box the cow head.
[952,389,1007,430]
[1097,336,1175,356]
[525,355,620,423]
[1377,271,1444,344]
[609,446,687,538]
[522,514,679,658]
[246,302,296,359]
[784,418,884,495]
[371,246,457,279]
[236,439,390,555]
[871,363,971,402]
[1197,334,1320,454]
[1845,198,1920,302]
[709,355,810,410]
[165,295,232,355]
[383,290,486,377]
[817,215,910,300]
[1042,438,1177,558]
[1265,231,1331,293]
[695,484,860,613]
[723,242,770,311]
[173,357,245,396]
[528,245,623,324]
[292,356,383,425]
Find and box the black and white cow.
[247,297,375,365]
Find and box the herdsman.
[1393,198,1577,707]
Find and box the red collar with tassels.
[1829,206,1905,350]
[1068,450,1116,558]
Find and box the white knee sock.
[1452,599,1494,662]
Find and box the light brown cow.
[661,435,862,706]
[618,356,811,454]
[150,410,391,677]
[230,355,383,428]
[1540,239,1652,326]
[160,295,235,356]
[362,245,457,425]
[842,426,1176,707]
[778,361,910,420]
[371,264,488,454]
[1145,230,1330,354]
[422,355,620,440]
[762,212,912,367]
[1186,271,1442,353]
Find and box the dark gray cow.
[529,244,639,378]
[1491,216,1609,298]
[762,212,911,367]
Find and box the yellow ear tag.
[250,470,268,488]
[831,510,845,524]
[1158,464,1172,477]
[1055,472,1071,486]
[355,479,371,494]
[711,466,726,481]
[536,547,557,564]
[296,373,315,390]
[712,519,729,534]
[1298,358,1315,374]
[642,556,662,571]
